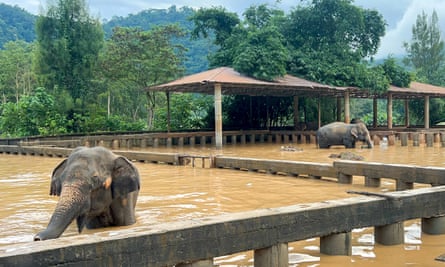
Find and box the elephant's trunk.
[34,185,89,241]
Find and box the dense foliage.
[0,0,442,137]
[0,4,36,48]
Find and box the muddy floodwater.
[1,142,445,266]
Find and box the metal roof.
[147,67,445,99]
[148,67,349,97]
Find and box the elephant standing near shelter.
[316,122,374,149]
[34,146,141,241]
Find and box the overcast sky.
[2,0,445,58]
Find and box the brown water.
[0,142,445,266]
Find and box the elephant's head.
[34,147,140,241]
[351,122,373,148]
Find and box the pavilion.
[147,67,445,149]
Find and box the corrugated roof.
[148,67,347,97]
[147,67,445,99]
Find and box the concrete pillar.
[112,140,119,149]
[283,134,289,143]
[365,176,381,187]
[375,222,404,245]
[268,134,273,143]
[426,133,434,147]
[422,216,445,235]
[190,136,195,146]
[275,134,282,143]
[178,137,184,147]
[310,134,317,144]
[214,83,223,150]
[400,133,408,146]
[396,180,414,191]
[200,136,206,146]
[241,135,246,144]
[153,138,159,148]
[338,173,353,184]
[176,259,214,267]
[140,138,147,148]
[425,95,430,129]
[254,243,288,267]
[413,133,419,146]
[250,134,256,144]
[231,135,237,145]
[320,232,352,255]
[441,132,445,147]
[167,137,172,148]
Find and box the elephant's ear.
[111,157,140,199]
[350,128,358,138]
[50,159,68,196]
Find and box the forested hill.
[103,5,214,74]
[0,3,36,48]
[0,3,213,73]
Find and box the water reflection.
[0,142,444,266]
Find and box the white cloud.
[375,0,445,58]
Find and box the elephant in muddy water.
[34,146,140,241]
[316,122,374,149]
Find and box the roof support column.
[344,91,350,123]
[214,83,223,150]
[336,97,342,121]
[293,96,299,129]
[425,95,430,129]
[405,99,410,127]
[166,92,171,132]
[387,93,393,129]
[373,98,378,128]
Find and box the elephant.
[34,146,141,241]
[316,121,374,149]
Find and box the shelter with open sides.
[147,67,445,149]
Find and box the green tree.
[284,0,386,89]
[0,87,67,137]
[0,40,35,104]
[35,0,104,105]
[404,10,445,85]
[99,26,186,129]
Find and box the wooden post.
[337,97,342,121]
[293,96,299,129]
[405,99,410,127]
[254,243,288,267]
[166,92,171,133]
[425,95,430,129]
[214,83,223,150]
[373,98,378,128]
[387,93,393,129]
[344,92,350,123]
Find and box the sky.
[2,0,445,59]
